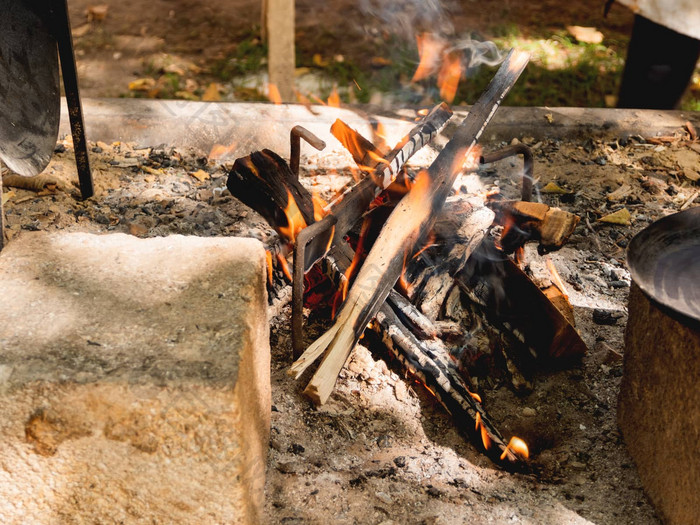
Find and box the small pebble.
[522,407,537,417]
[375,491,392,505]
[393,456,407,468]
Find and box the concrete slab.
[0,232,270,524]
[58,98,700,165]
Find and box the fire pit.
[2,88,699,522]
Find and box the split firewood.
[407,195,495,321]
[298,103,453,271]
[291,49,530,405]
[488,200,580,254]
[369,291,528,468]
[321,242,529,468]
[457,240,587,361]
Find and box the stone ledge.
[0,232,270,524]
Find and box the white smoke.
[357,0,505,73]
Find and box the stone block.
[0,232,270,524]
[619,284,700,525]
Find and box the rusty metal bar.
[291,215,337,358]
[480,143,534,202]
[290,126,326,178]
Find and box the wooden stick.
[292,50,530,404]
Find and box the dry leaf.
[541,182,570,194]
[3,174,60,192]
[685,121,697,141]
[683,169,700,182]
[142,166,164,176]
[371,57,392,67]
[174,91,199,101]
[567,26,604,44]
[71,24,91,38]
[607,183,632,201]
[1,190,15,205]
[128,78,156,91]
[189,169,210,182]
[312,54,328,67]
[202,83,221,102]
[599,208,631,225]
[163,64,186,76]
[544,113,553,124]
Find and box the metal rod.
[480,143,534,202]
[290,126,326,178]
[292,215,337,358]
[51,0,94,199]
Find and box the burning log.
[297,102,454,273]
[369,290,529,467]
[291,49,530,405]
[227,149,316,242]
[489,200,581,255]
[320,238,530,468]
[456,240,587,361]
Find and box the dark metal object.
[292,216,337,357]
[480,143,534,202]
[0,0,93,199]
[0,0,60,177]
[627,206,700,323]
[49,0,94,199]
[289,126,326,178]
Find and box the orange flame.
[311,191,329,222]
[470,392,482,403]
[265,250,274,286]
[268,83,282,104]
[437,51,463,104]
[500,436,529,460]
[412,33,447,82]
[209,141,238,160]
[328,86,341,107]
[367,149,391,167]
[278,190,308,243]
[276,253,292,282]
[480,423,491,450]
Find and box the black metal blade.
[0,0,60,176]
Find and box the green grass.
[151,23,700,110]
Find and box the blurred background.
[67,0,700,110]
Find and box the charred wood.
[293,50,530,405]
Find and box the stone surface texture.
[0,232,270,524]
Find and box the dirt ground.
[3,115,698,522]
[66,0,636,100]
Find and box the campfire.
[226,50,587,469]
